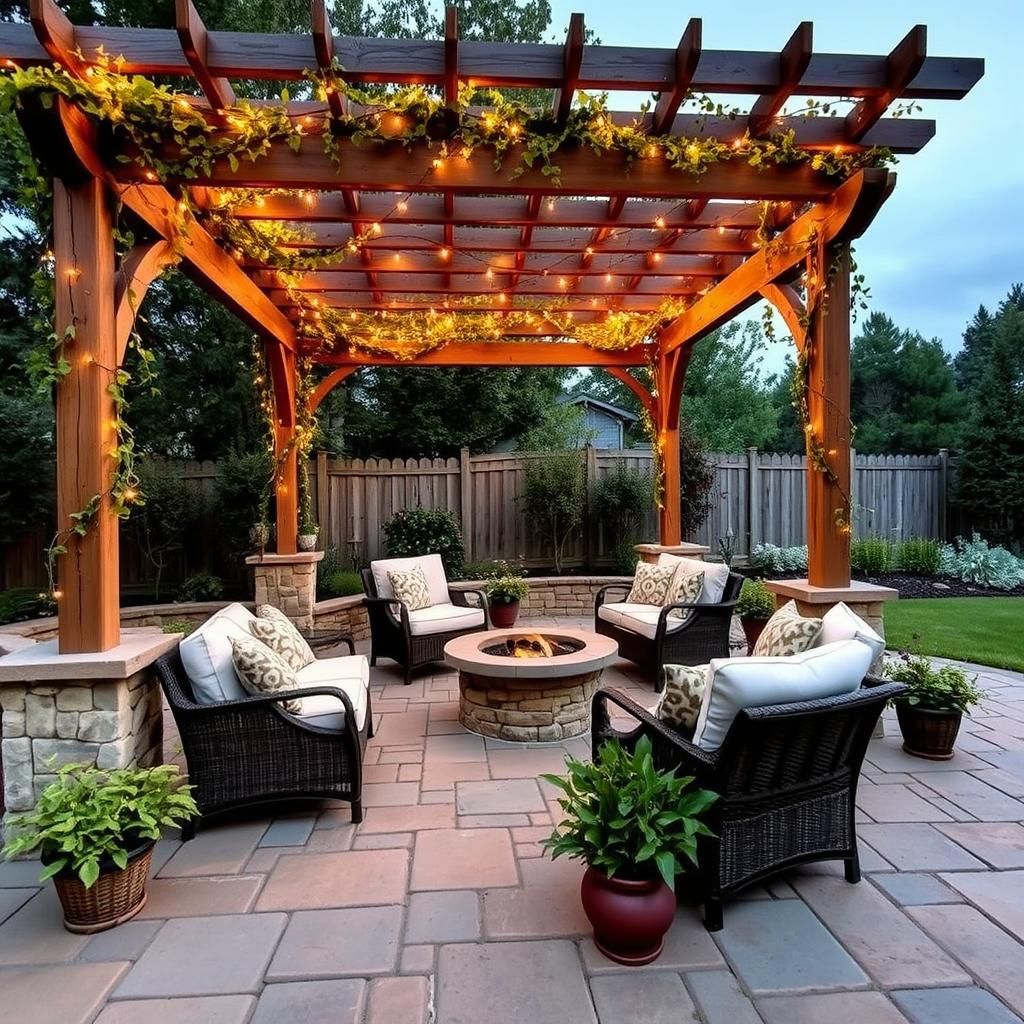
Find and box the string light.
[546,199,555,212]
[655,216,666,229]
[485,267,494,280]
[439,246,450,259]
[397,198,408,212]
[372,223,382,235]
[66,267,81,280]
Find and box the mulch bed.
[851,572,1024,600]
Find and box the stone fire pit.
[444,628,618,742]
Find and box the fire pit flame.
[511,634,555,659]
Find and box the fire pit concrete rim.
[444,628,618,679]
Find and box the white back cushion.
[691,638,873,751]
[179,611,252,704]
[371,554,448,606]
[817,602,885,661]
[214,602,257,631]
[657,554,730,605]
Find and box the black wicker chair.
[361,568,488,684]
[591,676,905,931]
[595,571,744,686]
[155,650,372,837]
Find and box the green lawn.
[885,597,1024,672]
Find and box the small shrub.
[941,533,1024,590]
[0,587,51,625]
[212,449,273,559]
[594,465,652,572]
[485,575,529,605]
[851,536,895,575]
[162,618,197,636]
[383,507,465,579]
[520,450,587,575]
[175,572,225,602]
[735,578,775,620]
[458,558,522,581]
[896,538,943,576]
[319,569,365,598]
[750,543,808,575]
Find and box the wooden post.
[747,446,760,557]
[459,446,473,563]
[316,449,329,533]
[53,177,120,653]
[850,447,858,537]
[806,246,852,587]
[274,347,299,555]
[937,448,949,540]
[656,347,689,545]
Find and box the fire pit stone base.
[458,670,602,742]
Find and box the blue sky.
[547,0,1018,370]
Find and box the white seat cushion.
[406,602,485,636]
[816,602,885,661]
[596,601,685,640]
[179,611,252,704]
[657,554,731,605]
[291,655,370,731]
[691,638,873,751]
[371,554,449,607]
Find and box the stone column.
[1,632,178,818]
[634,542,709,565]
[246,552,324,631]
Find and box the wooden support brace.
[310,365,357,413]
[176,0,236,116]
[760,281,808,352]
[606,368,654,415]
[114,239,176,364]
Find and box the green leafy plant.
[735,578,776,621]
[520,450,587,575]
[383,507,465,579]
[175,572,225,602]
[485,574,529,605]
[542,736,718,887]
[319,569,365,598]
[851,536,895,574]
[885,650,986,714]
[0,587,52,625]
[594,465,652,573]
[2,763,198,888]
[458,558,522,581]
[161,618,197,636]
[895,537,943,576]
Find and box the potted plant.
[486,574,529,628]
[297,513,320,552]
[2,762,198,934]
[735,578,776,652]
[542,736,717,965]
[249,520,271,556]
[885,650,986,760]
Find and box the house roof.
[557,393,640,423]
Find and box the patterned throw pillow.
[751,600,823,658]
[625,561,676,606]
[388,565,433,611]
[664,569,705,621]
[230,635,301,713]
[657,663,709,733]
[249,605,316,672]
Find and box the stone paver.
[359,803,456,833]
[914,771,1024,820]
[366,977,430,1024]
[267,908,402,979]
[792,873,971,987]
[714,899,869,995]
[137,875,263,918]
[857,823,987,870]
[0,888,88,964]
[405,890,480,943]
[870,872,964,906]
[0,887,36,925]
[116,913,287,998]
[939,870,1024,939]
[456,778,546,814]
[258,815,317,847]
[79,920,164,962]
[935,822,1024,868]
[686,971,762,1024]
[590,971,695,1023]
[1,962,129,1024]
[424,733,487,764]
[756,992,909,1023]
[436,941,597,1024]
[256,849,408,910]
[157,822,268,877]
[483,855,590,939]
[856,783,952,822]
[892,986,1024,1024]
[411,828,518,890]
[95,996,257,1024]
[581,906,725,973]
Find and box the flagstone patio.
[2,617,1024,1024]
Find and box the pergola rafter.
[1,0,981,652]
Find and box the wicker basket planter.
[895,703,962,761]
[45,839,155,934]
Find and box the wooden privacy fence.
[313,447,950,569]
[1,448,949,590]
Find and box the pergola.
[0,0,981,654]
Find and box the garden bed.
[853,572,1024,599]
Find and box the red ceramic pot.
[580,865,676,966]
[741,617,768,654]
[489,599,520,629]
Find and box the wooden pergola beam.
[650,19,701,135]
[175,0,235,117]
[748,23,812,137]
[553,14,585,123]
[312,0,347,120]
[657,168,895,354]
[0,21,982,100]
[28,0,83,75]
[444,6,459,108]
[847,26,928,141]
[316,342,652,367]
[273,295,679,314]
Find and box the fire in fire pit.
[482,634,585,659]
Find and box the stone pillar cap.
[246,551,324,566]
[765,579,899,604]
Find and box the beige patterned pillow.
[665,569,705,621]
[230,635,301,713]
[625,561,676,606]
[657,663,709,733]
[752,600,823,658]
[388,565,433,611]
[249,605,316,672]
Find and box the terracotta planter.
[741,616,768,654]
[896,703,962,761]
[580,865,676,966]
[489,599,520,628]
[45,839,154,934]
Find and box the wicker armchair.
[361,565,488,684]
[155,650,372,836]
[594,571,743,685]
[591,676,905,931]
